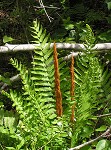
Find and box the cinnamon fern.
[1,21,111,150]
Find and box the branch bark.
[1,43,111,53]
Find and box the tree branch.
[1,43,111,53]
[69,126,111,150]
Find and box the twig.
[38,0,53,22]
[1,43,111,53]
[34,6,60,9]
[64,52,83,60]
[69,126,111,150]
[96,113,111,118]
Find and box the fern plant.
[1,21,111,150]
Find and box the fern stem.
[70,55,75,122]
[53,42,63,117]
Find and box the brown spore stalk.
[70,55,75,122]
[53,42,63,117]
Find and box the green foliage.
[84,24,95,47]
[1,0,111,148]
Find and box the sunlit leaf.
[3,35,14,43]
[96,140,111,150]
[96,125,107,132]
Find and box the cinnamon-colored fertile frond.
[70,55,75,122]
[53,42,63,117]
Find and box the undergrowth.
[0,21,111,150]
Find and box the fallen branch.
[69,126,111,150]
[1,43,111,53]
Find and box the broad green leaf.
[96,140,111,150]
[107,2,111,10]
[65,24,74,30]
[3,35,14,43]
[81,126,93,138]
[96,125,107,132]
[0,75,9,83]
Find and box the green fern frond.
[30,20,55,100]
